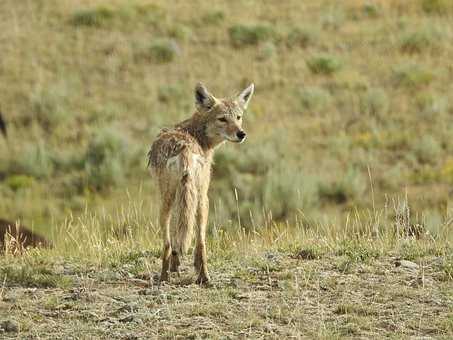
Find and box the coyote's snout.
[148,82,254,284]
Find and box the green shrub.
[393,63,435,88]
[229,24,276,47]
[421,0,453,15]
[319,167,367,204]
[359,87,389,117]
[398,241,443,260]
[400,29,441,54]
[29,86,70,129]
[362,3,381,18]
[147,39,180,63]
[167,25,192,41]
[1,264,72,288]
[4,175,34,191]
[71,7,115,27]
[262,167,319,221]
[379,164,404,191]
[440,256,453,281]
[416,92,448,116]
[9,143,54,179]
[257,41,277,61]
[307,55,342,75]
[157,84,184,103]
[412,135,442,164]
[84,128,129,191]
[286,27,318,48]
[201,10,225,25]
[320,10,345,30]
[336,240,379,263]
[298,86,331,112]
[210,134,319,227]
[71,4,166,28]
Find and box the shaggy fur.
[148,82,254,283]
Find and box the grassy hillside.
[0,0,452,337]
[1,0,453,233]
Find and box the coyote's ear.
[195,83,217,111]
[237,83,254,110]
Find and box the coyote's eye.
[218,117,227,123]
[237,115,242,120]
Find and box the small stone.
[138,289,154,296]
[119,315,134,323]
[233,293,249,300]
[128,278,149,287]
[396,260,419,270]
[293,249,317,260]
[123,335,139,340]
[115,304,138,314]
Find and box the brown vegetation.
[0,218,50,252]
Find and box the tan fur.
[148,82,254,284]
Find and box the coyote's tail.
[171,148,198,255]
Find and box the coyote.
[148,82,254,283]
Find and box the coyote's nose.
[237,130,246,140]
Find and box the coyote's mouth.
[223,134,246,143]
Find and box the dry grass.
[0,203,452,337]
[0,197,452,337]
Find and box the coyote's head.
[194,83,254,145]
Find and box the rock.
[292,249,317,260]
[138,289,155,296]
[128,278,149,287]
[233,293,249,300]
[395,260,419,270]
[123,335,139,340]
[98,270,122,281]
[119,315,134,323]
[114,304,138,315]
[0,320,19,333]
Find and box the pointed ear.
[195,83,217,111]
[237,83,254,109]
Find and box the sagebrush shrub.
[229,24,276,47]
[307,55,342,75]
